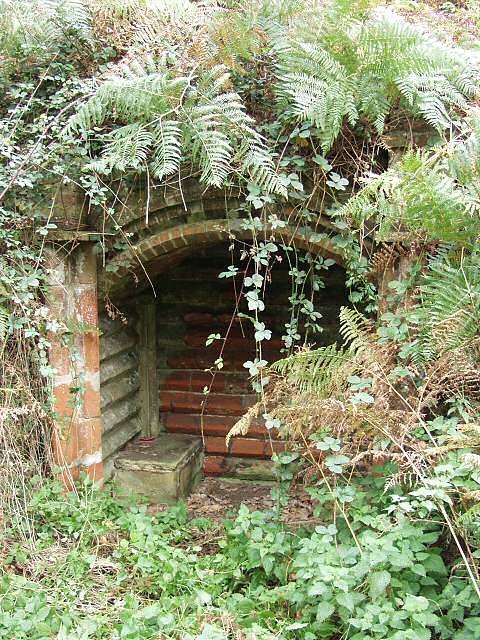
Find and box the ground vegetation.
[1,1,480,638]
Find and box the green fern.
[272,6,480,150]
[409,253,480,363]
[0,306,7,342]
[67,63,286,194]
[338,144,480,242]
[271,343,351,397]
[338,306,372,353]
[270,307,371,396]
[149,120,183,180]
[0,0,92,54]
[90,123,154,173]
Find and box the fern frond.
[189,124,233,187]
[271,343,352,396]
[240,143,288,196]
[339,306,371,353]
[408,253,480,364]
[273,6,479,150]
[67,61,283,191]
[89,123,154,173]
[150,120,182,179]
[338,145,480,243]
[0,306,8,342]
[270,307,372,396]
[0,0,92,57]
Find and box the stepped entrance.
[46,181,348,498]
[156,244,347,478]
[99,242,347,500]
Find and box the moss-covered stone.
[114,434,203,504]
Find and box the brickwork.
[46,243,103,489]
[47,157,428,484]
[155,245,348,475]
[99,178,345,299]
[48,182,349,484]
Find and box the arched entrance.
[47,182,348,497]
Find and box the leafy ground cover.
[1,2,480,638]
[2,461,480,640]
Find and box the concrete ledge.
[114,433,203,504]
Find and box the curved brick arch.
[103,217,345,294]
[49,183,348,488]
[99,179,345,295]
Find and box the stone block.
[114,434,203,504]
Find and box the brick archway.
[47,181,347,487]
[102,217,345,295]
[97,204,347,479]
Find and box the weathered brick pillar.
[46,241,103,488]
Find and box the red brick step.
[159,390,257,416]
[204,436,286,458]
[160,370,250,393]
[162,411,269,437]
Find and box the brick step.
[184,334,285,350]
[182,312,299,329]
[166,349,284,370]
[159,275,295,293]
[159,390,257,416]
[156,265,327,284]
[159,370,250,393]
[203,436,286,458]
[157,302,294,317]
[157,325,344,358]
[162,412,269,438]
[203,455,275,480]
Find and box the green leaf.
[336,592,355,612]
[286,622,308,631]
[350,392,375,405]
[316,601,335,623]
[369,570,391,598]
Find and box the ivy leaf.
[325,455,350,474]
[326,172,349,191]
[263,413,281,430]
[243,358,268,376]
[350,392,375,405]
[245,273,264,288]
[315,436,341,452]
[245,290,265,311]
[313,155,332,171]
[254,322,272,341]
